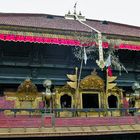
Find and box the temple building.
[0,12,139,139]
[0,12,139,111]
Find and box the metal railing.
[0,108,139,117]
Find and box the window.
[60,94,72,108]
[82,93,99,108]
[108,95,118,108]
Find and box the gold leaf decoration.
[57,84,75,93]
[17,78,38,101]
[80,71,104,91]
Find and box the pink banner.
[119,44,140,51]
[0,33,140,50]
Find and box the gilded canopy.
[80,71,105,91]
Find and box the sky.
[0,0,140,27]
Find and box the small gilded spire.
[91,68,97,75]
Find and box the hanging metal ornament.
[96,33,105,69]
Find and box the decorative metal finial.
[74,2,77,14]
[26,77,31,81]
[68,10,71,15]
[79,11,82,15]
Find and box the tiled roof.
[0,13,140,38]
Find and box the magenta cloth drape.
[119,44,140,51]
[0,33,140,51]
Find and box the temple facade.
[0,13,139,115]
[0,13,140,139]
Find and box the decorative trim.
[0,33,108,47]
[0,29,139,50]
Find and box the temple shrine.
[0,12,139,139]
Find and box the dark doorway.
[108,95,118,108]
[82,94,99,108]
[60,94,72,108]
